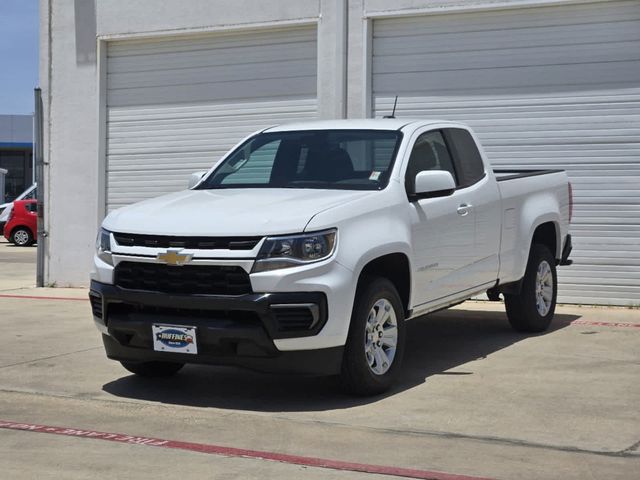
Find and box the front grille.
[109,302,261,324]
[271,306,317,333]
[89,291,103,319]
[114,262,252,295]
[113,232,261,250]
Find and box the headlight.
[252,229,337,273]
[96,228,113,265]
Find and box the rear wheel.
[340,277,406,396]
[505,244,557,332]
[120,361,184,377]
[10,227,33,246]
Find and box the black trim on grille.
[271,305,319,333]
[114,262,252,296]
[112,232,262,250]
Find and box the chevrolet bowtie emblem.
[156,248,193,266]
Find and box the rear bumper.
[90,280,343,375]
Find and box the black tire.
[340,277,406,396]
[10,227,34,247]
[120,360,184,377]
[504,244,557,332]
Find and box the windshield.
[198,129,403,191]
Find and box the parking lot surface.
[0,239,638,479]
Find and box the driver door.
[405,129,477,307]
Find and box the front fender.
[305,188,413,306]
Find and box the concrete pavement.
[0,238,638,479]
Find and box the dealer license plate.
[152,324,198,354]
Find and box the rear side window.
[444,128,485,188]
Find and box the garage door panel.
[374,61,640,96]
[374,25,640,48]
[372,1,639,305]
[108,76,317,108]
[107,27,316,56]
[108,112,315,141]
[107,58,317,90]
[107,102,316,131]
[106,26,317,211]
[374,42,640,75]
[373,1,640,36]
[108,42,316,74]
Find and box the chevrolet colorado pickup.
[90,119,572,395]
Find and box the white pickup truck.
[90,119,572,395]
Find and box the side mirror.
[411,171,456,200]
[188,171,207,189]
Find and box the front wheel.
[120,360,184,377]
[340,277,406,396]
[505,244,557,332]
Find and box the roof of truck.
[264,118,457,132]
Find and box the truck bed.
[493,168,570,285]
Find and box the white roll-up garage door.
[371,0,640,306]
[105,25,318,211]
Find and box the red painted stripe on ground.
[0,420,492,480]
[570,319,640,329]
[0,294,87,301]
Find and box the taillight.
[7,206,14,221]
[568,182,573,223]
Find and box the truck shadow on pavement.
[102,308,580,411]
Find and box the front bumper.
[90,280,343,375]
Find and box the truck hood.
[102,188,374,236]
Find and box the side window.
[443,128,485,188]
[219,140,281,185]
[405,130,457,191]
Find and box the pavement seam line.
[0,346,102,369]
[620,439,640,454]
[0,293,87,301]
[0,388,635,459]
[0,420,493,480]
[569,319,640,329]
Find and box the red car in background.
[3,199,37,246]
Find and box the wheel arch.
[530,220,561,260]
[10,224,34,239]
[356,252,411,317]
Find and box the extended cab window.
[443,128,485,188]
[405,130,457,192]
[199,130,403,191]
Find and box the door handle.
[457,203,472,216]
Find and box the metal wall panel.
[106,25,317,210]
[372,1,640,305]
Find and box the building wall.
[40,0,99,285]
